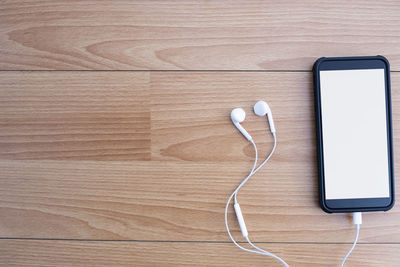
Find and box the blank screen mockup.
[320,69,390,200]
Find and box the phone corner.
[313,57,326,72]
[376,55,391,70]
[319,196,334,213]
[383,197,395,212]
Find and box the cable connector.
[353,212,362,225]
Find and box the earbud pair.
[231,101,275,141]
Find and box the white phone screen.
[320,69,390,200]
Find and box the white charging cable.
[340,212,362,267]
[225,133,290,267]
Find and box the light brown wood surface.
[1,1,400,266]
[1,0,400,70]
[1,240,399,267]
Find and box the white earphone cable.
[224,141,260,255]
[246,236,289,267]
[234,133,276,203]
[225,134,289,267]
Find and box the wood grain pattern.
[1,72,399,245]
[0,72,150,160]
[1,159,400,243]
[1,240,399,267]
[2,1,400,265]
[1,0,400,70]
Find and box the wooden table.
[1,1,400,266]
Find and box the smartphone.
[313,56,395,213]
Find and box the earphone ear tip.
[231,108,246,123]
[254,100,270,116]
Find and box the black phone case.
[313,56,395,213]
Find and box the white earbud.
[231,108,253,141]
[226,102,291,267]
[254,100,276,133]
